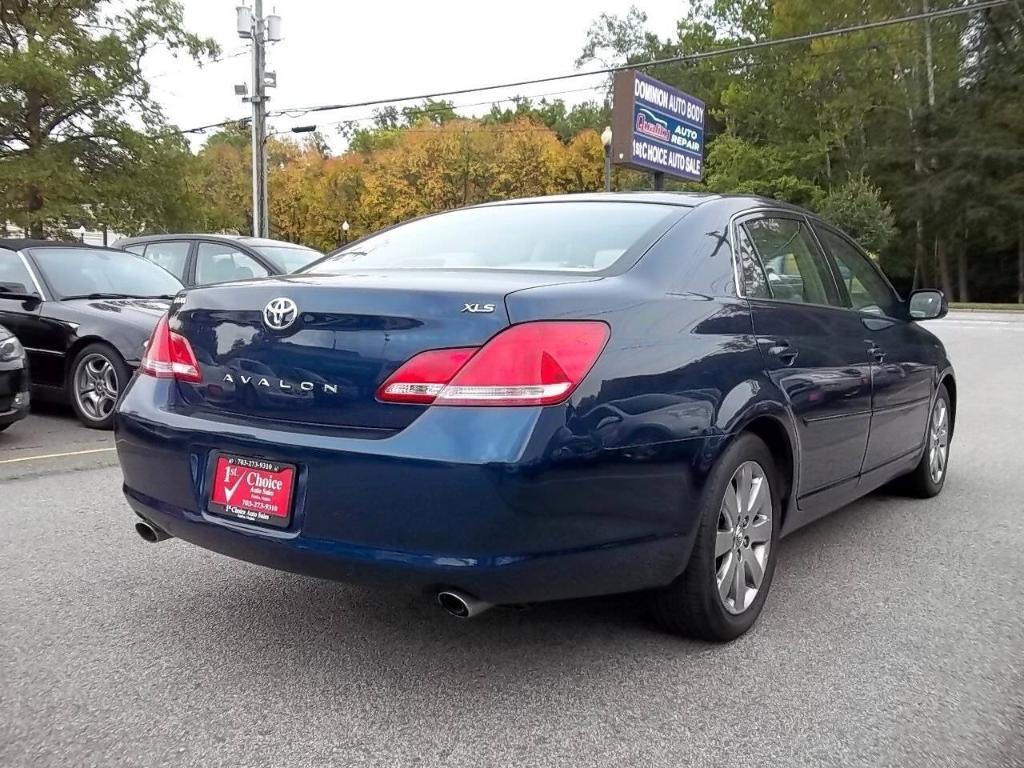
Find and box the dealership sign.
[611,71,705,182]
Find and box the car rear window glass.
[140,241,190,280]
[306,202,680,274]
[745,218,840,307]
[195,243,270,284]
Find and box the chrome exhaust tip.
[134,519,172,543]
[437,590,492,618]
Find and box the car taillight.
[377,321,609,407]
[140,314,201,383]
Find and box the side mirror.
[908,289,948,321]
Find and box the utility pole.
[236,3,281,238]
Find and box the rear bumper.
[115,377,709,604]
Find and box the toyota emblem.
[263,297,298,331]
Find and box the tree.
[0,0,216,236]
[484,97,610,143]
[817,175,897,254]
[185,124,251,235]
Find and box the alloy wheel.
[74,353,119,422]
[928,398,950,485]
[715,461,773,615]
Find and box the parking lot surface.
[1,312,1022,767]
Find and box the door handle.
[767,341,799,366]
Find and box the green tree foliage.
[580,1,1023,300]
[0,0,217,237]
[483,97,610,143]
[818,175,897,254]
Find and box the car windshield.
[304,202,681,274]
[254,245,324,273]
[30,247,183,299]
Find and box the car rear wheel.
[69,343,130,430]
[895,384,952,498]
[651,433,781,641]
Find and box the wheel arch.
[939,371,957,438]
[726,411,799,531]
[63,336,127,387]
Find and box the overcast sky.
[144,1,686,150]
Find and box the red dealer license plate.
[208,454,296,529]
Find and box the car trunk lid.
[170,270,595,431]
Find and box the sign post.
[610,71,705,187]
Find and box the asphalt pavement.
[1,311,1022,768]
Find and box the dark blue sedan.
[114,193,955,640]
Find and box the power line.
[308,85,610,132]
[161,0,1009,140]
[271,34,966,136]
[267,0,1009,119]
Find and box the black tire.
[651,433,782,641]
[895,384,952,498]
[67,343,131,430]
[0,423,11,432]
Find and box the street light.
[262,124,316,146]
[341,220,350,245]
[601,126,613,192]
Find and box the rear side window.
[735,227,770,299]
[195,242,270,284]
[816,226,898,317]
[745,217,840,307]
[306,202,680,274]
[140,241,190,280]
[123,244,146,256]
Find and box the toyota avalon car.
[0,240,183,428]
[114,193,955,640]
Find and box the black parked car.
[0,323,30,433]
[0,240,183,429]
[113,234,323,287]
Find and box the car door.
[0,248,65,387]
[737,213,873,514]
[813,223,935,473]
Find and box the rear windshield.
[305,202,680,274]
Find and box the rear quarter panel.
[505,201,798,532]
